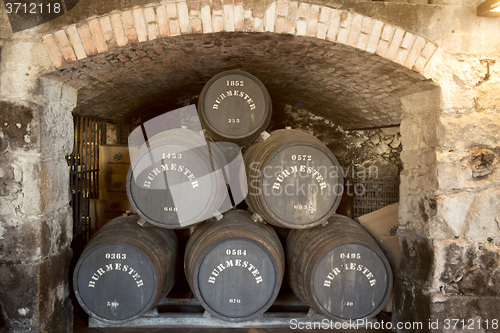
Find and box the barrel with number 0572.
[184,209,284,322]
[73,215,178,323]
[244,128,343,229]
[286,214,393,321]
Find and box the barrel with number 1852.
[198,70,272,146]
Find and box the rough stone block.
[475,79,500,113]
[433,240,499,296]
[430,295,500,333]
[434,192,474,239]
[0,247,72,332]
[0,101,38,152]
[464,188,500,241]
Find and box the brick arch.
[41,0,439,78]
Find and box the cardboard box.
[90,199,134,231]
[98,172,129,200]
[357,202,400,312]
[99,145,132,175]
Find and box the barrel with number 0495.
[286,214,393,321]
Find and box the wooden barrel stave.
[286,214,393,321]
[244,129,344,229]
[198,70,272,146]
[184,209,284,322]
[73,215,178,323]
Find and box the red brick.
[404,35,426,69]
[212,0,223,16]
[296,19,307,36]
[347,14,363,47]
[201,3,212,33]
[421,42,437,59]
[318,6,331,23]
[316,22,328,39]
[169,20,181,36]
[77,24,97,55]
[156,5,170,37]
[361,16,372,34]
[307,5,319,37]
[212,15,224,32]
[125,27,138,44]
[89,18,108,53]
[178,2,191,33]
[277,0,288,17]
[167,3,178,19]
[254,0,265,18]
[275,16,286,33]
[133,9,148,42]
[265,1,276,32]
[298,2,310,19]
[385,28,405,60]
[110,13,127,46]
[189,1,201,16]
[122,11,135,28]
[54,30,70,47]
[223,0,235,32]
[42,34,65,68]
[234,0,245,31]
[191,17,203,33]
[66,25,87,59]
[366,19,383,53]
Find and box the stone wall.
[272,104,402,175]
[0,39,77,331]
[0,0,499,332]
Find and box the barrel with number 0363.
[286,214,393,321]
[184,209,284,322]
[73,215,178,323]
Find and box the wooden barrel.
[198,70,272,146]
[73,214,177,323]
[243,129,343,229]
[184,209,284,322]
[126,128,229,228]
[286,214,393,321]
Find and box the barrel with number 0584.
[73,215,178,323]
[184,209,284,322]
[286,214,393,321]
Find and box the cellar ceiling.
[53,32,437,129]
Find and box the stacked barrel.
[73,70,394,324]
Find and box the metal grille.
[68,116,106,261]
[352,175,399,218]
